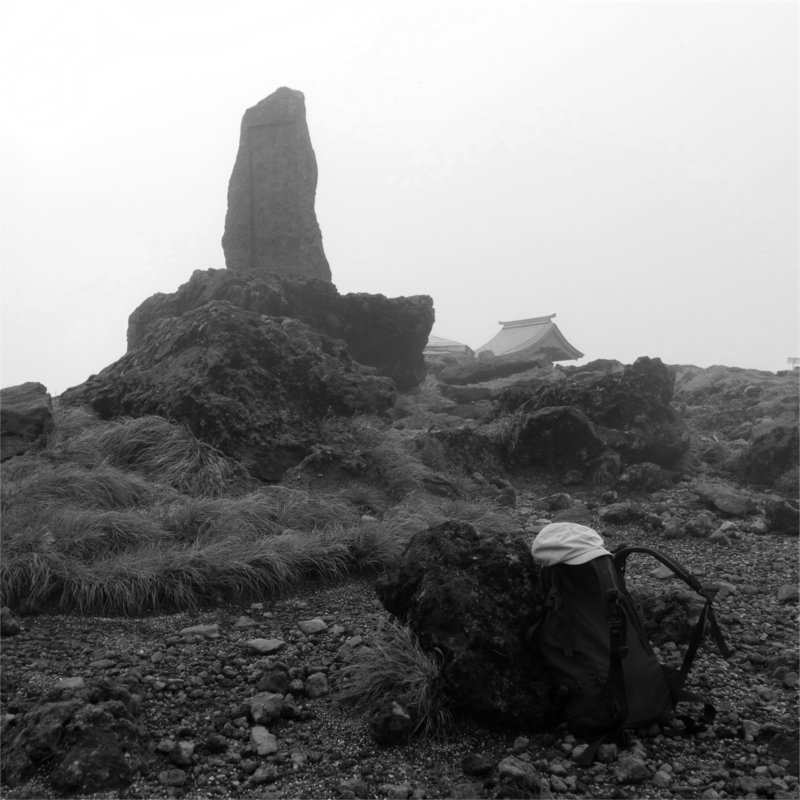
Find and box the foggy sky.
[1,0,797,395]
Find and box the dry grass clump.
[337,619,452,739]
[50,411,248,497]
[1,404,516,615]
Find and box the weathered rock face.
[62,300,396,481]
[504,406,604,472]
[222,87,330,281]
[672,365,799,494]
[0,382,54,461]
[375,521,557,729]
[495,357,690,474]
[128,269,433,392]
[1,678,144,793]
[725,423,799,492]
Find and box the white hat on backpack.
[530,522,612,566]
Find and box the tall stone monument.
[222,87,331,281]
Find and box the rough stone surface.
[690,481,758,517]
[0,607,21,637]
[127,268,433,391]
[504,406,604,472]
[367,700,415,745]
[1,679,143,793]
[375,521,555,729]
[222,87,330,281]
[61,300,396,482]
[0,382,54,461]
[495,357,690,474]
[727,423,799,490]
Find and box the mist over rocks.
[222,87,330,281]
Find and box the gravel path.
[1,498,798,799]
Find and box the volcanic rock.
[222,87,330,281]
[1,680,143,793]
[0,382,54,461]
[726,423,799,493]
[495,356,690,473]
[375,520,555,729]
[503,405,604,472]
[690,480,757,517]
[127,268,433,391]
[61,300,396,481]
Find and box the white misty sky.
[1,0,797,396]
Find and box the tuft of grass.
[337,619,452,740]
[11,463,164,510]
[51,414,248,496]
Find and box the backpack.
[532,544,731,765]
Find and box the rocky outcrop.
[495,357,690,475]
[1,678,144,794]
[61,300,396,481]
[375,521,556,730]
[0,382,54,461]
[725,423,798,493]
[222,87,330,281]
[503,406,604,472]
[439,352,551,386]
[673,364,798,494]
[127,269,433,391]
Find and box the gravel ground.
[1,492,798,800]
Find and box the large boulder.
[503,406,604,472]
[375,521,556,730]
[495,357,690,472]
[127,269,433,391]
[725,423,799,493]
[222,87,330,281]
[61,300,396,481]
[0,382,54,461]
[1,678,144,794]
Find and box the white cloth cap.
[530,522,611,566]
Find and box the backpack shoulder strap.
[613,545,732,668]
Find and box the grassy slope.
[0,406,511,616]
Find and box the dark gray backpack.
[533,545,731,764]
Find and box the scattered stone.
[250,764,279,785]
[690,480,757,517]
[178,623,219,639]
[376,783,413,800]
[777,584,799,603]
[497,755,541,793]
[158,769,188,787]
[0,607,21,637]
[304,672,329,698]
[614,754,650,784]
[461,752,495,777]
[246,638,286,655]
[249,692,284,724]
[598,502,641,523]
[169,740,194,767]
[367,700,414,745]
[249,726,278,756]
[298,618,328,635]
[257,668,290,694]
